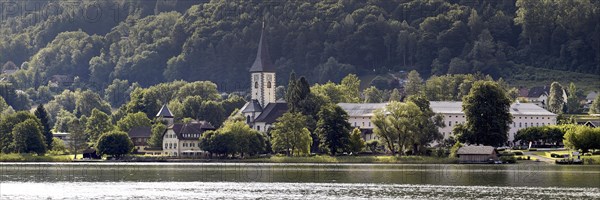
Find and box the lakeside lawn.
[0,153,76,162]
[534,150,600,164]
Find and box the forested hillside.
[0,0,598,92]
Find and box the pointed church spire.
[249,21,275,72]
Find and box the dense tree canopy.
[315,104,352,155]
[96,130,134,159]
[270,112,312,156]
[0,0,597,99]
[199,120,266,157]
[456,81,512,147]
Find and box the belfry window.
[254,82,258,88]
[267,82,272,88]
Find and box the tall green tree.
[11,119,46,155]
[363,86,384,103]
[85,109,114,143]
[116,112,152,132]
[407,95,445,154]
[34,104,53,149]
[67,117,88,159]
[348,128,365,154]
[389,88,402,102]
[96,130,134,159]
[148,122,167,148]
[315,104,352,155]
[0,111,42,153]
[405,70,423,96]
[372,108,397,154]
[566,82,581,114]
[548,82,564,114]
[199,101,225,127]
[340,74,361,103]
[457,81,512,147]
[590,94,600,115]
[385,101,423,155]
[270,112,312,156]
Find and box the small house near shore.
[456,146,497,163]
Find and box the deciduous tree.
[270,112,311,156]
[96,130,134,159]
[457,81,512,147]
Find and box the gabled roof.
[254,102,288,124]
[128,126,151,138]
[527,86,549,98]
[241,99,263,113]
[156,104,174,118]
[249,23,275,72]
[164,121,216,140]
[457,146,496,155]
[583,121,599,128]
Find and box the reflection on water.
[1,163,599,199]
[2,181,599,199]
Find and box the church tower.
[250,23,276,107]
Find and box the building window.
[449,116,452,118]
[368,122,371,127]
[246,116,251,124]
[254,82,258,88]
[536,123,539,126]
[449,121,452,126]
[362,122,365,126]
[531,123,533,127]
[354,122,357,126]
[519,123,522,127]
[257,126,261,131]
[267,82,272,88]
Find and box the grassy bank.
[0,153,74,162]
[244,155,459,164]
[534,150,600,165]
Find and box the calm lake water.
[1,163,599,199]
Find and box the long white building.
[429,101,557,144]
[338,101,557,146]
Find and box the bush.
[584,153,592,156]
[501,152,515,156]
[499,156,516,164]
